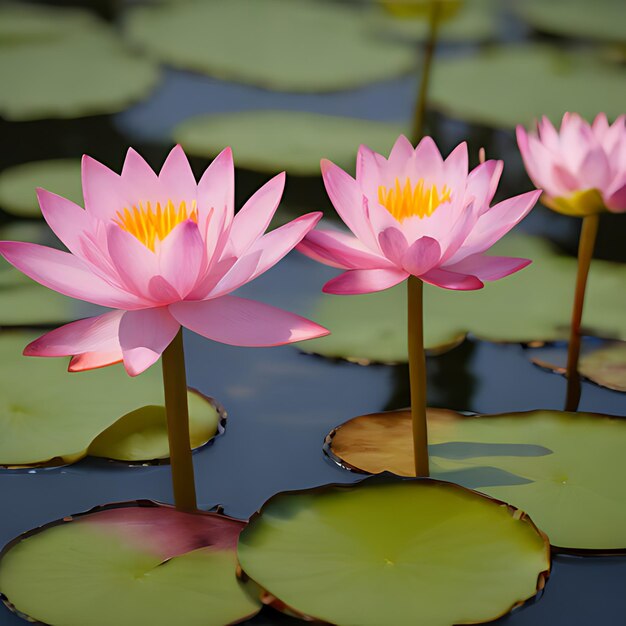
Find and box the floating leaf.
[0,26,159,121]
[327,409,626,551]
[125,0,417,92]
[238,479,550,626]
[0,159,82,218]
[369,0,497,43]
[0,502,261,626]
[429,45,626,128]
[0,333,222,467]
[0,3,102,44]
[174,111,406,176]
[302,234,626,363]
[514,0,624,43]
[531,341,626,393]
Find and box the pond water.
[1,5,625,623]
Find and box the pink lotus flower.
[0,146,329,376]
[517,113,626,216]
[297,135,540,294]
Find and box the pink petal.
[208,212,322,298]
[197,147,234,227]
[378,227,408,266]
[297,229,392,270]
[450,190,541,263]
[465,160,503,213]
[69,351,123,372]
[158,220,205,298]
[402,236,441,276]
[159,145,198,206]
[121,148,162,203]
[408,136,444,185]
[106,226,161,302]
[591,113,610,141]
[537,116,561,152]
[443,254,531,282]
[516,126,550,192]
[323,268,408,295]
[170,296,329,347]
[82,155,126,222]
[576,147,611,191]
[420,267,483,291]
[606,180,626,212]
[36,188,94,259]
[442,142,468,191]
[119,308,180,376]
[226,172,285,257]
[387,135,414,169]
[0,241,142,309]
[321,160,378,250]
[24,310,123,357]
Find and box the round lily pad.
[0,502,261,626]
[531,341,626,393]
[0,28,159,121]
[238,479,550,626]
[514,0,624,43]
[0,159,82,218]
[124,0,417,92]
[429,45,626,128]
[369,0,497,43]
[0,333,222,467]
[174,111,406,176]
[326,409,626,551]
[0,3,102,44]
[302,234,626,363]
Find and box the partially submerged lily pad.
[514,0,624,43]
[0,502,261,626]
[125,0,417,92]
[531,341,626,393]
[174,111,406,176]
[238,479,550,626]
[0,21,159,121]
[429,45,626,128]
[327,409,626,551]
[0,159,82,218]
[0,333,222,467]
[302,234,626,363]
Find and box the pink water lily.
[517,113,626,216]
[297,135,540,294]
[0,146,328,376]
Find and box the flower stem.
[411,0,444,143]
[162,329,197,512]
[565,214,600,412]
[407,276,429,477]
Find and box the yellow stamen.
[377,177,451,222]
[114,200,198,251]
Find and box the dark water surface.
[1,25,626,624]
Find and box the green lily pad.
[368,0,497,43]
[514,0,624,43]
[0,3,103,45]
[238,479,550,626]
[531,341,626,393]
[302,234,626,363]
[0,333,222,467]
[429,45,626,128]
[327,409,626,551]
[174,111,407,176]
[0,159,82,218]
[0,27,159,121]
[0,502,261,626]
[125,0,417,92]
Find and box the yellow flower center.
[114,200,198,251]
[377,178,452,222]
